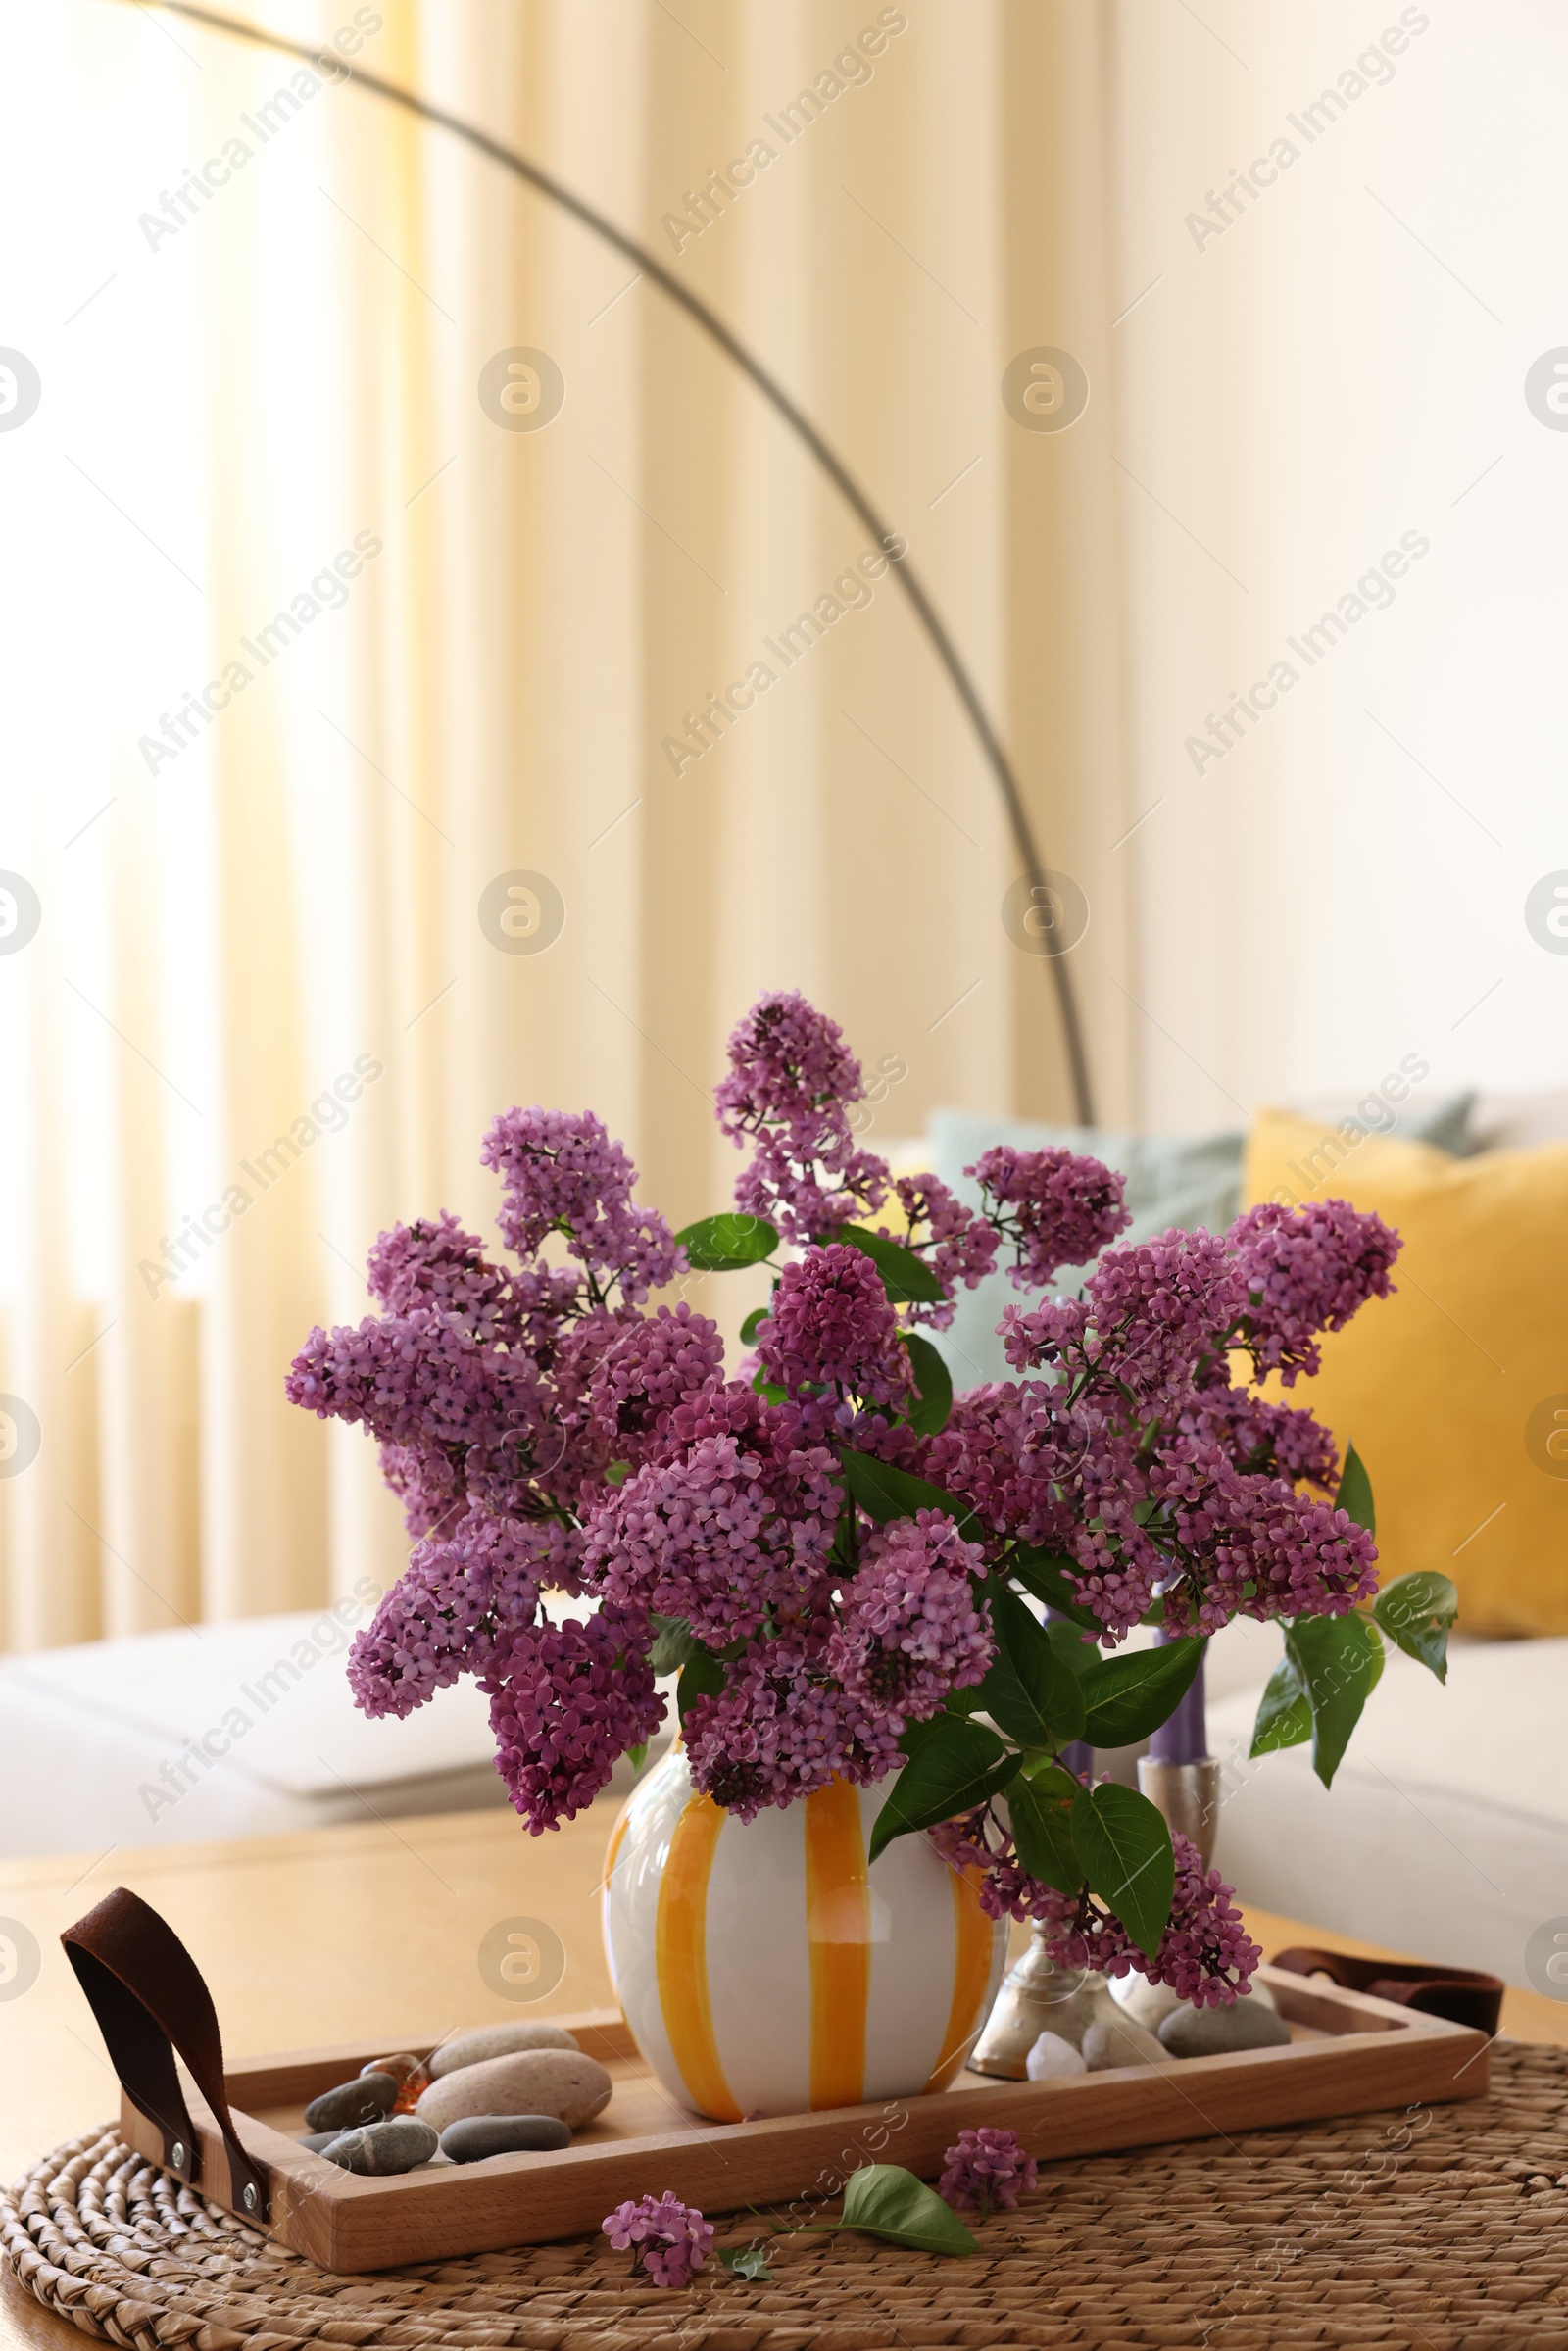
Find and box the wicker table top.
[7,2040,1568,2351]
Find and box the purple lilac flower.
[581,1393,843,1645]
[931,1813,1261,2005]
[714,991,891,1242]
[347,1508,581,1717]
[601,2191,713,2288]
[480,1106,681,1302]
[828,1511,993,1719]
[968,1146,1131,1289]
[938,2127,1038,2217]
[1231,1198,1400,1384]
[486,1605,662,1834]
[876,1174,998,1330]
[584,1299,727,1458]
[286,1310,544,1457]
[1152,1456,1378,1636]
[682,1637,905,1820]
[366,1214,515,1342]
[756,1244,913,1407]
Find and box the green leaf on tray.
[675,1645,727,1725]
[1372,1569,1458,1683]
[837,1225,946,1304]
[1077,1635,1206,1749]
[1284,1610,1384,1788]
[1069,1782,1176,1958]
[718,2244,772,2279]
[837,2165,978,2256]
[1249,1653,1313,1757]
[1006,1770,1082,1893]
[675,1212,779,1272]
[1334,1440,1376,1536]
[901,1331,954,1436]
[866,1716,1018,1863]
[975,1586,1085,1747]
[838,1448,983,1544]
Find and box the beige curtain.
[0,0,1129,1650]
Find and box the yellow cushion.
[1243,1109,1568,1637]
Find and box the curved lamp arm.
[111,0,1095,1123]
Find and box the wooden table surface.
[2,1802,1562,2345]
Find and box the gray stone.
[426,2022,579,2080]
[319,2118,440,2176]
[1158,1997,1292,2060]
[439,2114,573,2163]
[304,2071,398,2132]
[1024,2032,1087,2080]
[416,2048,612,2131]
[1081,2016,1170,2071]
[298,2130,344,2152]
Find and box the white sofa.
[0,1609,674,1857]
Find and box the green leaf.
[675,1645,726,1725]
[626,1742,648,1775]
[1285,1612,1384,1788]
[1334,1441,1376,1536]
[838,2165,978,2256]
[1004,1546,1101,1633]
[866,1717,1018,1863]
[718,2244,772,2279]
[738,1305,769,1347]
[752,1367,786,1403]
[976,1586,1085,1746]
[649,1615,696,1677]
[902,1332,953,1436]
[1372,1570,1457,1684]
[676,1213,778,1272]
[1045,1620,1101,1679]
[1070,1783,1176,1958]
[1077,1636,1206,1750]
[1249,1654,1312,1756]
[837,1225,945,1305]
[839,1448,984,1544]
[1005,1771,1082,1893]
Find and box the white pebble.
[1025,2032,1088,2080]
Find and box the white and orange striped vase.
[601,1747,1007,2121]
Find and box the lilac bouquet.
[288,991,1452,2007]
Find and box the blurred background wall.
[0,0,1559,1647]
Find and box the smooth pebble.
[1158,1999,1292,2059]
[1025,2032,1087,2081]
[305,2071,398,2132]
[1109,1975,1184,2033]
[426,2021,580,2079]
[298,2130,344,2153]
[361,2051,427,2086]
[1081,2016,1170,2071]
[320,2118,440,2176]
[439,2113,573,2163]
[416,2048,612,2131]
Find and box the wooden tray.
[118,1968,1490,2273]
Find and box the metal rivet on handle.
[172,2142,186,2169]
[242,2182,258,2213]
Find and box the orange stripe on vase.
[805,1778,871,2110]
[924,1864,998,2092]
[655,1792,741,2123]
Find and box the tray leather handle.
[62,1886,270,2222]
[1270,1942,1503,2035]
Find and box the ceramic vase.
[601,1748,1007,2121]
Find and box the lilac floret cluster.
[938,2127,1038,2217]
[291,987,1402,1965]
[933,1810,1262,2005]
[601,2191,713,2287]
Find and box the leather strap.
[62,1887,270,2222]
[1270,1943,1502,2035]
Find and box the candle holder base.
[967,1925,1111,2079]
[1137,1755,1223,1870]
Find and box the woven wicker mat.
[8,2043,1568,2351]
